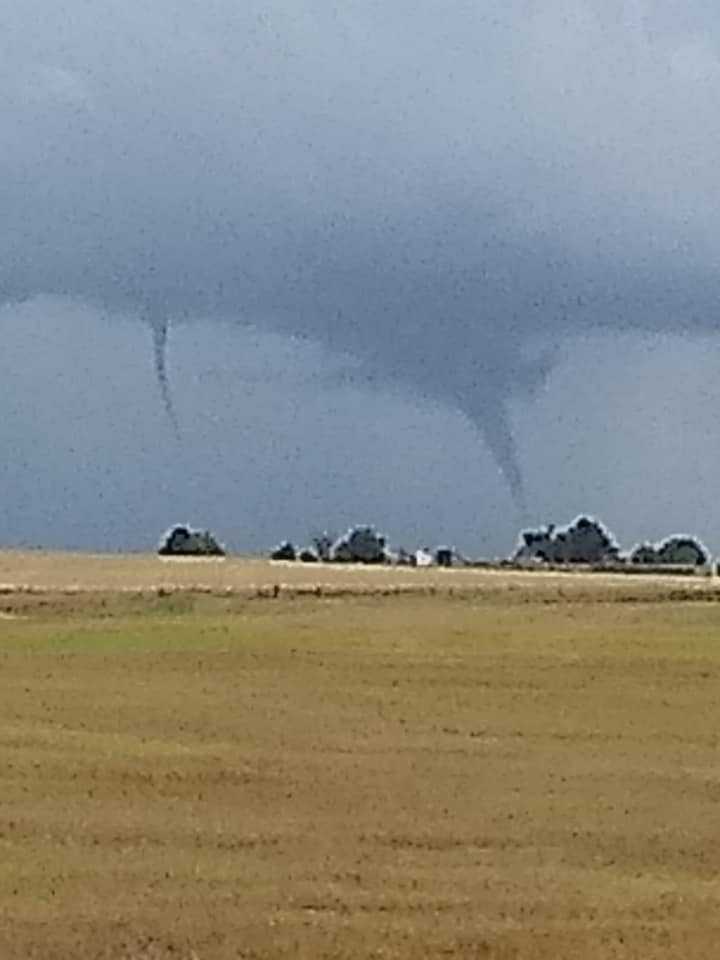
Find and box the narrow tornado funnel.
[463,392,529,523]
[149,315,180,438]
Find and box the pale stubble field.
[1,553,720,958]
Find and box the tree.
[514,516,619,565]
[632,536,708,567]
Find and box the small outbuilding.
[414,548,433,568]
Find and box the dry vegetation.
[1,549,719,602]
[2,553,720,958]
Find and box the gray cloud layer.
[3,1,720,509]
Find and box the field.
[2,553,720,958]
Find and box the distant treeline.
[157,517,713,573]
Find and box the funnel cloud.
[149,315,179,438]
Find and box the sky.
[2,1,720,556]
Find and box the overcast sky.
[2,1,720,556]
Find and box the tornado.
[463,391,528,522]
[149,315,180,438]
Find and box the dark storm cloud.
[3,0,720,506]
